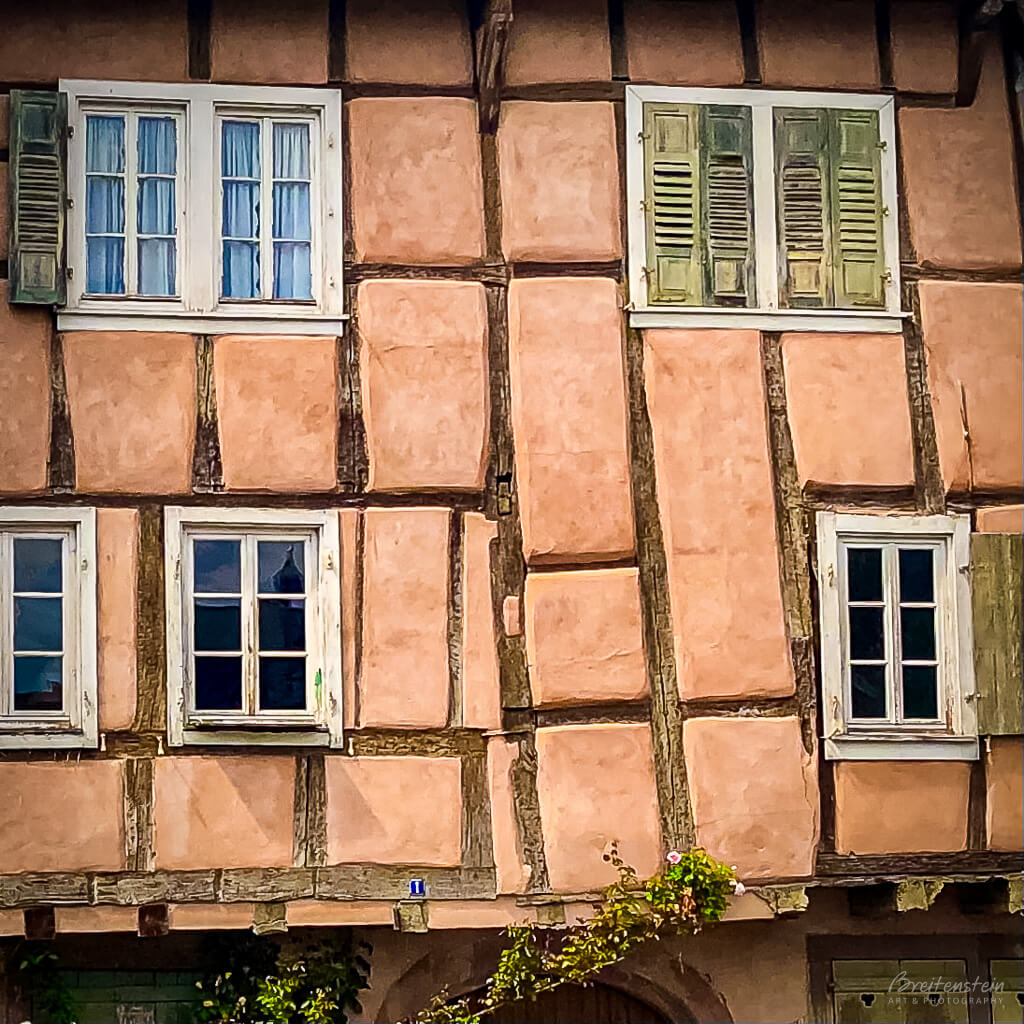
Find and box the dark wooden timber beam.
[474,0,514,134]
[957,0,1010,105]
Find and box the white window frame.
[165,507,343,747]
[625,86,905,333]
[816,512,977,761]
[60,80,345,335]
[0,507,97,750]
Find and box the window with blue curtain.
[137,116,177,296]
[221,120,260,299]
[85,115,126,295]
[272,123,312,301]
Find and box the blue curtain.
[137,116,177,296]
[272,123,311,300]
[222,121,260,299]
[85,115,125,294]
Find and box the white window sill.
[0,730,96,750]
[178,727,337,747]
[825,734,979,761]
[57,310,349,336]
[629,308,908,333]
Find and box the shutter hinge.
[880,269,893,284]
[66,266,74,279]
[637,131,650,142]
[875,139,887,151]
[67,124,74,139]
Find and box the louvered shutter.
[828,109,886,309]
[700,105,754,306]
[832,961,905,1024]
[8,90,67,305]
[774,108,832,308]
[643,103,702,305]
[990,959,1024,1024]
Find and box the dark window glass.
[847,547,883,602]
[850,664,887,719]
[194,656,243,710]
[899,548,934,603]
[13,656,63,711]
[14,538,63,593]
[258,541,304,594]
[194,597,241,651]
[193,539,241,593]
[259,598,305,651]
[260,657,306,710]
[900,607,936,661]
[902,665,938,718]
[849,606,885,661]
[14,597,63,651]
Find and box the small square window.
[0,508,97,749]
[165,508,342,747]
[816,512,977,761]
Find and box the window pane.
[272,183,310,240]
[14,538,62,592]
[85,176,126,233]
[849,606,884,661]
[273,242,312,300]
[194,597,241,651]
[193,539,241,593]
[86,115,125,173]
[86,236,125,295]
[902,665,938,719]
[258,541,305,593]
[259,599,305,651]
[222,181,260,239]
[85,115,126,296]
[13,656,63,712]
[137,116,176,175]
[272,123,312,300]
[137,178,176,235]
[900,607,936,661]
[272,123,309,179]
[260,657,306,711]
[14,597,62,652]
[899,548,934,603]
[850,664,886,719]
[138,237,176,297]
[221,121,261,300]
[847,547,882,602]
[194,656,243,710]
[222,121,260,177]
[223,240,260,299]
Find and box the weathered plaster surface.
[976,506,1023,533]
[153,757,295,870]
[324,755,462,866]
[625,0,744,85]
[834,761,970,854]
[214,335,337,492]
[463,514,501,731]
[782,333,914,488]
[499,102,621,262]
[504,0,612,85]
[487,737,531,894]
[360,508,450,728]
[286,900,394,927]
[900,50,1022,268]
[0,285,50,494]
[890,0,958,93]
[509,278,634,564]
[64,332,196,494]
[536,724,662,892]
[55,906,137,933]
[525,568,647,707]
[645,329,792,700]
[359,280,489,491]
[349,98,485,265]
[683,717,818,880]
[986,737,1024,852]
[919,282,1024,491]
[0,761,125,873]
[97,507,138,732]
[169,903,256,931]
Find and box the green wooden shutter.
[828,109,886,309]
[774,107,832,308]
[700,105,754,307]
[8,90,67,305]
[971,533,1024,735]
[990,960,1024,1024]
[832,961,905,1024]
[643,103,702,305]
[897,962,970,1024]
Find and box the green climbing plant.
[12,943,78,1024]
[412,846,741,1024]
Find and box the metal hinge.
[67,124,74,139]
[496,474,513,516]
[875,139,887,151]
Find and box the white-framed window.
[816,512,977,761]
[625,87,904,333]
[60,80,344,335]
[0,507,97,750]
[165,508,343,747]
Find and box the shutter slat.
[9,90,67,305]
[829,109,886,309]
[775,107,832,308]
[643,103,703,305]
[700,105,754,306]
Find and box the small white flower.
[666,850,683,864]
[733,881,746,896]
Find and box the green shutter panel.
[971,532,1024,735]
[8,90,67,305]
[990,960,1024,1024]
[700,105,754,307]
[832,961,905,1024]
[828,109,886,309]
[643,103,703,305]
[897,962,970,1024]
[774,108,832,309]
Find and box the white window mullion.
[125,112,139,298]
[883,543,901,726]
[0,532,10,719]
[260,117,274,301]
[751,103,779,312]
[306,535,320,717]
[192,100,216,313]
[243,534,259,715]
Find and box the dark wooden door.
[482,982,671,1023]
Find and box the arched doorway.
[469,981,672,1023]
